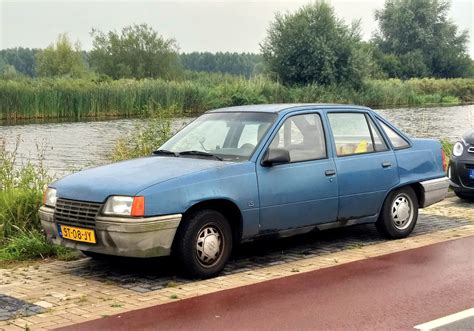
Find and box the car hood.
[463,129,474,145]
[52,156,232,202]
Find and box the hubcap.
[196,225,222,266]
[391,194,413,230]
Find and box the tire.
[174,209,233,279]
[454,192,474,201]
[376,186,418,239]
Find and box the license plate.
[58,225,96,244]
[470,170,474,179]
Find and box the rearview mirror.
[262,148,290,166]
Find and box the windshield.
[160,112,277,161]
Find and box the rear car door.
[256,112,338,232]
[327,111,399,220]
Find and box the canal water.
[1,105,473,177]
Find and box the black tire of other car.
[174,209,233,279]
[81,250,107,259]
[454,191,474,201]
[376,186,418,239]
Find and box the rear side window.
[368,118,389,152]
[378,121,410,149]
[328,113,375,156]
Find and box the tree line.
[1,0,473,87]
[0,47,263,79]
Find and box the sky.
[1,0,473,57]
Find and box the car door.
[256,112,338,232]
[327,111,399,220]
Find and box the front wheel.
[376,187,418,239]
[174,209,232,279]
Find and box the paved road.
[60,236,474,331]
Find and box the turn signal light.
[131,196,145,217]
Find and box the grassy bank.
[0,138,77,266]
[0,76,473,120]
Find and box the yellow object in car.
[354,140,368,153]
[339,144,354,155]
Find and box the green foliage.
[261,1,370,87]
[0,138,76,263]
[0,48,37,77]
[180,52,263,77]
[441,139,453,161]
[36,34,88,78]
[374,0,471,78]
[89,23,182,80]
[0,76,472,120]
[111,103,176,161]
[1,65,19,80]
[0,137,51,239]
[0,230,76,262]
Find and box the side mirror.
[262,148,290,166]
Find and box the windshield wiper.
[152,149,179,157]
[179,150,223,161]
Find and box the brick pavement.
[0,196,472,330]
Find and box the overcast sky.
[1,0,473,58]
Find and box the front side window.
[268,113,327,162]
[378,121,410,149]
[160,112,276,161]
[328,113,379,156]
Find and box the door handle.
[325,169,336,176]
[382,162,392,168]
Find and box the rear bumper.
[39,206,182,258]
[420,177,449,208]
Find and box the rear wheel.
[376,187,418,239]
[174,209,232,279]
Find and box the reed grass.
[0,77,472,120]
[0,137,78,263]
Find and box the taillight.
[441,148,447,172]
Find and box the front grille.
[468,146,474,153]
[54,198,102,228]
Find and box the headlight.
[43,188,57,207]
[103,196,145,217]
[453,141,464,157]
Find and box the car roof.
[206,103,372,114]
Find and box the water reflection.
[0,105,472,177]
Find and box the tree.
[0,48,37,77]
[260,1,370,87]
[35,34,87,78]
[89,24,182,80]
[1,64,19,80]
[374,0,471,78]
[180,52,263,77]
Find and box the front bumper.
[39,206,182,258]
[449,159,474,196]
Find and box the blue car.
[40,104,449,278]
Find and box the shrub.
[111,103,177,161]
[0,137,50,239]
